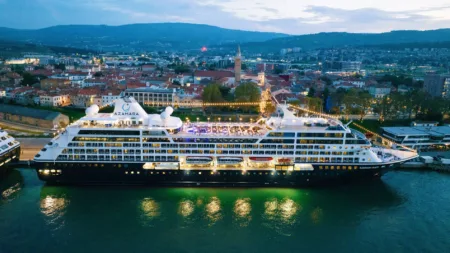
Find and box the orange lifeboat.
[249,157,273,162]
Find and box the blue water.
[1,169,450,253]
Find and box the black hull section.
[35,161,393,187]
[0,147,20,180]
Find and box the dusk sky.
[1,0,450,34]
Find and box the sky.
[1,0,450,34]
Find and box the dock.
[400,153,450,172]
[7,138,51,168]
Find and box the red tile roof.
[194,70,234,78]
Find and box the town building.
[101,90,122,107]
[39,94,71,107]
[368,84,391,98]
[40,78,71,90]
[72,89,99,108]
[193,70,234,85]
[382,126,450,150]
[235,45,242,84]
[423,74,450,98]
[0,104,69,129]
[122,87,177,106]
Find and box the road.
[16,138,51,161]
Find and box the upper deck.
[65,97,350,138]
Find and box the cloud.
[0,0,450,34]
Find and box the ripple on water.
[139,197,160,227]
[40,195,68,231]
[233,198,252,227]
[205,196,222,226]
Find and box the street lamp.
[197,117,199,123]
[207,117,210,124]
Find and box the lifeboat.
[186,157,213,164]
[217,157,244,165]
[278,158,292,163]
[365,132,374,139]
[249,157,273,163]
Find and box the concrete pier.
[16,138,51,161]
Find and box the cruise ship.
[0,129,20,178]
[34,97,418,186]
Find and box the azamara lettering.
[114,112,139,116]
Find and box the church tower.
[234,45,241,84]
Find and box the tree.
[307,87,316,97]
[235,82,261,112]
[138,57,150,62]
[21,73,44,86]
[320,76,332,86]
[174,65,190,74]
[264,102,277,115]
[202,83,223,103]
[219,86,232,101]
[94,72,104,77]
[234,82,261,102]
[341,89,358,118]
[53,63,66,71]
[322,87,330,111]
[357,92,373,121]
[274,68,283,74]
[306,97,323,112]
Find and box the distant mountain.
[0,40,95,58]
[240,29,450,52]
[0,23,288,52]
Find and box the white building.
[101,91,122,107]
[382,126,450,150]
[40,94,71,107]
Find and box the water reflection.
[0,170,23,203]
[205,196,222,225]
[178,200,195,217]
[40,196,67,216]
[234,198,252,227]
[33,176,403,235]
[141,198,160,217]
[39,195,68,231]
[264,198,301,226]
